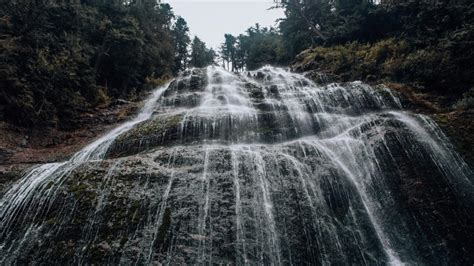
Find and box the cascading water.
[0,66,473,265]
[0,86,167,263]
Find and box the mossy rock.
[433,110,474,168]
[107,114,183,158]
[245,82,265,100]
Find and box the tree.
[171,16,191,74]
[234,34,249,72]
[221,25,289,71]
[275,0,380,57]
[0,0,179,127]
[189,37,215,68]
[274,0,329,40]
[220,34,237,70]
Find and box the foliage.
[277,0,474,55]
[172,17,191,74]
[0,0,180,128]
[221,25,289,71]
[220,34,237,71]
[2,0,473,128]
[294,34,473,96]
[189,37,216,68]
[284,1,474,98]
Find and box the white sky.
[163,0,285,49]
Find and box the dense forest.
[0,0,214,128]
[1,0,473,129]
[220,0,473,106]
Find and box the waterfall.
[0,86,167,264]
[0,66,472,265]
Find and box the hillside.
[287,1,474,166]
[291,41,474,166]
[1,0,473,264]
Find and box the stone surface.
[0,66,473,265]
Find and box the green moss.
[45,217,59,225]
[433,111,474,168]
[116,114,183,143]
[68,182,88,194]
[66,171,100,204]
[44,181,55,190]
[293,37,471,98]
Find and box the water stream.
[0,66,472,265]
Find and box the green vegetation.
[434,109,474,166]
[272,0,474,164]
[1,0,473,128]
[107,114,183,157]
[0,0,214,129]
[220,25,289,71]
[189,37,216,68]
[294,36,472,96]
[115,114,183,143]
[222,0,473,101]
[289,1,474,99]
[172,17,191,74]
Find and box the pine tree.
[172,17,191,74]
[220,34,237,70]
[189,37,215,68]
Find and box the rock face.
[0,66,473,265]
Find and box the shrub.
[0,1,176,128]
[295,36,472,99]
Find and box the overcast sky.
[163,0,284,49]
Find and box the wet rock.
[0,66,473,265]
[255,71,265,80]
[98,241,111,252]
